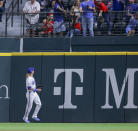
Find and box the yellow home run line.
[0,52,138,56]
[0,53,12,56]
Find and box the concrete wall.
[1,36,138,52]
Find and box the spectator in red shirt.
[95,0,111,35]
[39,13,54,37]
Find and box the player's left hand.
[37,88,42,92]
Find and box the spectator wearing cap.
[80,0,96,37]
[23,0,40,37]
[126,11,138,36]
[95,0,111,35]
[53,0,66,37]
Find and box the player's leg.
[23,92,30,121]
[32,93,42,121]
[23,92,35,122]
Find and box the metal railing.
[1,11,138,37]
[6,0,21,27]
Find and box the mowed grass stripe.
[0,123,138,131]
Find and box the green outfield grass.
[0,123,138,131]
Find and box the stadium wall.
[0,38,20,52]
[0,54,11,122]
[1,36,138,52]
[1,52,138,122]
[22,36,138,52]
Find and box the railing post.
[11,1,14,27]
[17,0,20,15]
[68,13,71,37]
[20,12,22,37]
[23,13,25,37]
[68,12,72,52]
[5,12,8,37]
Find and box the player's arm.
[27,87,41,92]
[27,79,41,92]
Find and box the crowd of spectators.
[23,0,138,37]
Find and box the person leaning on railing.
[95,0,111,35]
[126,11,138,36]
[23,0,40,37]
[80,0,96,37]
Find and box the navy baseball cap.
[27,67,34,73]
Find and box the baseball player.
[23,67,42,123]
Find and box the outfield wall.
[1,52,138,122]
[0,54,11,122]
